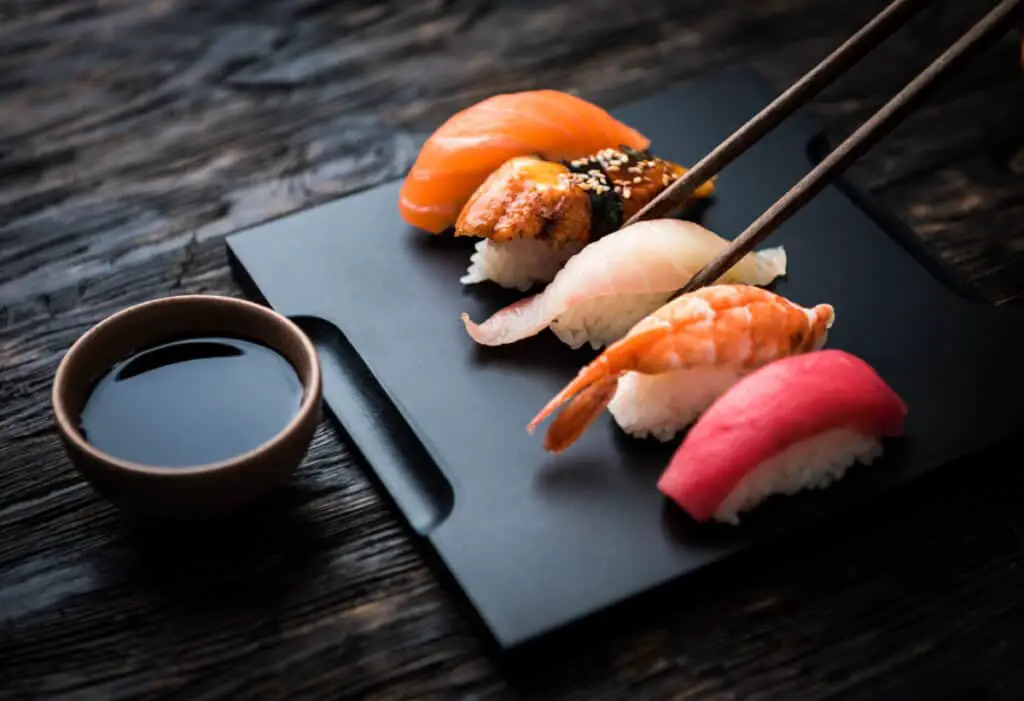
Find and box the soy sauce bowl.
[52,294,322,519]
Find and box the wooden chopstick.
[624,0,934,226]
[674,0,1024,296]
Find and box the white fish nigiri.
[460,219,787,349]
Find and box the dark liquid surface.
[79,336,304,468]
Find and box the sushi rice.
[460,238,584,292]
[608,366,748,441]
[711,428,883,525]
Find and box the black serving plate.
[226,65,1024,658]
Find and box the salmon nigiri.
[455,148,714,291]
[461,220,786,350]
[398,89,650,235]
[526,285,835,453]
[658,350,906,525]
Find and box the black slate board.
[226,66,1024,656]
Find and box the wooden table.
[3,1,1023,698]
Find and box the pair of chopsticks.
[627,0,1024,295]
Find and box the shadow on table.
[490,438,1024,693]
[111,487,325,605]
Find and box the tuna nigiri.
[657,350,907,525]
[399,90,650,235]
[461,220,786,350]
[457,148,714,291]
[526,285,835,453]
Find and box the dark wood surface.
[2,1,1023,699]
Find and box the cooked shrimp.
[527,285,836,453]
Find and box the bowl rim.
[51,293,322,477]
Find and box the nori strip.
[561,157,623,239]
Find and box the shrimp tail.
[542,375,620,453]
[527,323,670,434]
[527,356,614,433]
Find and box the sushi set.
[226,65,1024,654]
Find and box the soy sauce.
[78,336,304,468]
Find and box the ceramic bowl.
[51,294,322,519]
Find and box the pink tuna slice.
[657,349,908,522]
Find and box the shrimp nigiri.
[526,285,836,453]
[399,90,650,235]
[457,148,714,291]
[461,219,786,350]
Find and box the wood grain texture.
[2,0,1024,699]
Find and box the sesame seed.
[623,187,632,199]
[633,176,642,184]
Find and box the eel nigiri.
[526,285,835,453]
[461,219,786,350]
[457,148,714,291]
[657,350,907,525]
[399,90,650,234]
